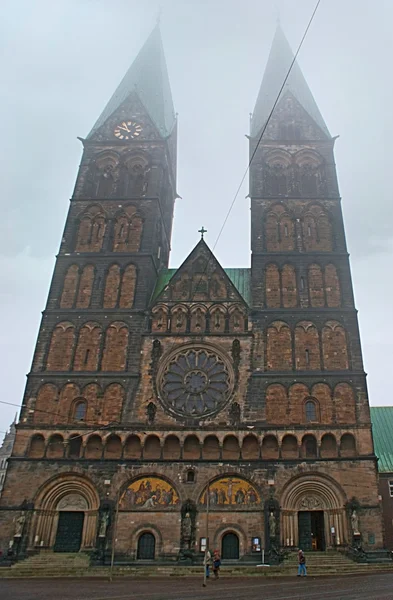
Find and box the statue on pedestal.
[181,512,192,549]
[269,511,276,538]
[98,512,109,538]
[351,509,360,535]
[14,512,26,537]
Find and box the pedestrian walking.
[204,548,212,579]
[213,549,221,579]
[297,549,307,577]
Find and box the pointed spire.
[87,25,175,139]
[251,24,330,138]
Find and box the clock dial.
[114,120,143,140]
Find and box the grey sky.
[1,0,392,440]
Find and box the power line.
[152,0,322,384]
[210,0,321,255]
[2,3,322,442]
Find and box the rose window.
[158,346,234,418]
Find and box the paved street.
[2,573,393,600]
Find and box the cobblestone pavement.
[2,573,393,600]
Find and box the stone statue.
[181,512,192,549]
[351,509,360,534]
[14,511,26,537]
[269,511,276,538]
[98,512,109,538]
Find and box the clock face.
[113,120,143,140]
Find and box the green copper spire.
[251,24,330,138]
[87,26,175,139]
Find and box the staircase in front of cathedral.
[1,550,393,578]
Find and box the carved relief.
[299,496,322,510]
[57,493,88,511]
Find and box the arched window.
[74,401,87,422]
[187,470,195,483]
[305,400,317,422]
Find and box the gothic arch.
[294,320,320,370]
[197,473,261,508]
[151,304,169,333]
[267,320,292,370]
[73,321,102,371]
[322,320,349,370]
[265,148,292,167]
[112,205,144,253]
[302,204,333,251]
[76,264,95,308]
[228,304,246,333]
[119,263,137,308]
[266,384,288,424]
[280,472,348,548]
[34,384,59,425]
[75,204,107,252]
[281,472,346,511]
[281,263,297,307]
[130,524,162,559]
[209,304,226,333]
[325,263,341,307]
[118,474,181,509]
[308,263,325,307]
[265,263,281,308]
[27,434,46,458]
[120,152,151,197]
[124,435,142,459]
[46,322,75,371]
[101,322,129,371]
[32,473,100,550]
[264,203,295,251]
[103,264,121,308]
[190,304,207,333]
[293,148,324,167]
[60,264,79,308]
[170,304,188,333]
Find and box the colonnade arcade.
[26,470,349,556]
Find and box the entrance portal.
[54,511,84,552]
[298,511,325,551]
[137,532,155,560]
[222,532,239,559]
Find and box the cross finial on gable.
[198,226,207,239]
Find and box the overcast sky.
[1,0,392,442]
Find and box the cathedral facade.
[0,26,383,561]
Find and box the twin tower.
[0,25,381,562]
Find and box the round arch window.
[157,344,235,419]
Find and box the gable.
[87,92,163,143]
[263,91,329,141]
[151,242,250,306]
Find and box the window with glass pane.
[389,481,393,497]
[305,400,317,422]
[74,401,87,421]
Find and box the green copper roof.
[251,25,330,138]
[152,268,251,305]
[87,26,175,139]
[370,407,393,473]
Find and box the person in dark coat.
[213,549,221,579]
[297,549,307,577]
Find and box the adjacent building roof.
[370,407,393,473]
[251,24,330,138]
[152,268,251,305]
[87,26,176,139]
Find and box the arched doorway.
[280,473,347,550]
[137,532,155,560]
[32,474,100,551]
[54,510,85,553]
[222,532,239,559]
